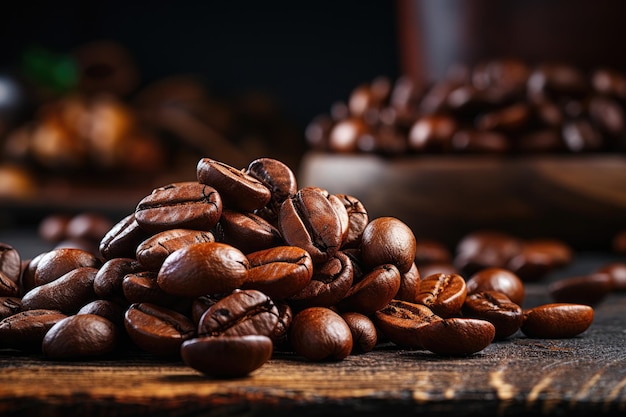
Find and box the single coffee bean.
[135,181,223,233]
[327,118,369,153]
[65,212,114,243]
[289,307,353,361]
[360,217,416,273]
[157,242,249,298]
[415,272,467,318]
[198,289,278,338]
[19,253,46,296]
[507,240,572,281]
[454,230,522,275]
[341,312,377,353]
[246,157,298,215]
[408,114,456,152]
[465,267,525,306]
[38,214,72,243]
[99,213,151,260]
[77,299,127,326]
[216,210,283,255]
[521,303,594,339]
[123,271,191,313]
[42,314,118,359]
[243,246,313,300]
[0,243,21,283]
[191,295,221,326]
[395,262,420,303]
[136,228,215,271]
[0,272,19,297]
[335,194,369,249]
[124,302,196,356]
[419,317,495,356]
[181,335,273,378]
[548,273,612,306]
[0,297,22,320]
[197,158,271,212]
[462,291,523,339]
[93,257,144,303]
[374,300,442,349]
[0,309,67,351]
[596,262,626,291]
[34,248,101,287]
[278,187,343,263]
[21,267,98,314]
[339,264,401,315]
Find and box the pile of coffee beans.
[0,156,607,378]
[306,59,626,155]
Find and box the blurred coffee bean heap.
[306,58,626,155]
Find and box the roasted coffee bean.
[562,119,604,152]
[278,187,343,263]
[289,251,353,309]
[34,248,101,287]
[123,271,191,313]
[246,157,298,215]
[415,272,467,318]
[42,314,118,359]
[339,264,401,314]
[0,297,22,320]
[124,302,195,356]
[136,229,215,271]
[19,253,46,296]
[93,257,144,302]
[596,262,626,291]
[181,335,273,378]
[135,181,222,233]
[328,118,369,153]
[197,158,271,212]
[99,212,151,260]
[0,243,21,283]
[157,242,249,298]
[415,238,452,266]
[191,295,220,326]
[77,299,126,326]
[326,193,350,244]
[360,217,416,273]
[198,289,278,338]
[243,246,313,300]
[335,194,368,249]
[216,210,283,255]
[408,114,456,152]
[454,230,522,275]
[0,272,19,297]
[38,214,72,243]
[521,303,594,339]
[419,317,495,356]
[22,267,98,314]
[341,312,377,353]
[395,262,420,303]
[465,267,525,306]
[289,307,352,361]
[592,68,626,98]
[0,309,67,351]
[527,63,588,101]
[65,212,114,243]
[548,273,612,306]
[462,291,522,339]
[374,300,442,348]
[270,301,293,349]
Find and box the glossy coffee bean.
[243,246,313,300]
[246,157,298,215]
[395,262,420,303]
[99,213,151,260]
[38,214,72,243]
[216,210,283,255]
[341,312,377,353]
[135,181,222,233]
[335,194,368,249]
[157,242,249,298]
[0,309,68,351]
[270,301,293,349]
[123,271,191,313]
[374,300,441,348]
[360,217,416,273]
[596,262,626,291]
[465,267,525,306]
[408,114,456,152]
[124,302,195,356]
[42,314,118,359]
[419,317,495,356]
[462,291,523,339]
[339,264,401,314]
[289,307,352,361]
[33,248,101,287]
[415,272,467,318]
[181,335,273,378]
[0,296,21,320]
[21,267,98,314]
[454,230,522,275]
[521,303,594,339]
[198,289,278,338]
[136,228,215,271]
[77,299,126,326]
[548,273,612,306]
[278,187,343,263]
[0,272,19,297]
[197,158,271,212]
[93,257,144,302]
[65,212,114,243]
[0,243,21,283]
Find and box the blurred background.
[1,0,626,254]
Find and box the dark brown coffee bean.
[415,272,467,318]
[77,299,126,326]
[334,194,368,249]
[289,307,352,361]
[135,181,223,233]
[395,262,420,303]
[42,314,118,359]
[360,217,416,273]
[340,264,401,314]
[34,248,101,287]
[216,210,283,255]
[341,312,377,353]
[157,242,249,298]
[136,228,215,271]
[65,212,114,243]
[197,158,271,212]
[454,230,522,275]
[548,273,612,306]
[21,267,98,314]
[462,291,522,339]
[419,317,495,356]
[278,187,343,263]
[198,289,278,338]
[0,297,22,320]
[408,114,456,152]
[123,271,191,313]
[465,267,525,307]
[246,157,298,216]
[0,243,21,283]
[270,301,293,349]
[124,302,195,356]
[0,309,67,351]
[19,253,46,296]
[190,295,220,326]
[562,119,604,152]
[521,303,594,339]
[181,335,273,378]
[243,246,313,300]
[596,262,626,291]
[99,212,151,260]
[374,300,442,348]
[38,214,72,243]
[93,257,144,302]
[415,239,452,266]
[327,118,369,153]
[0,272,19,297]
